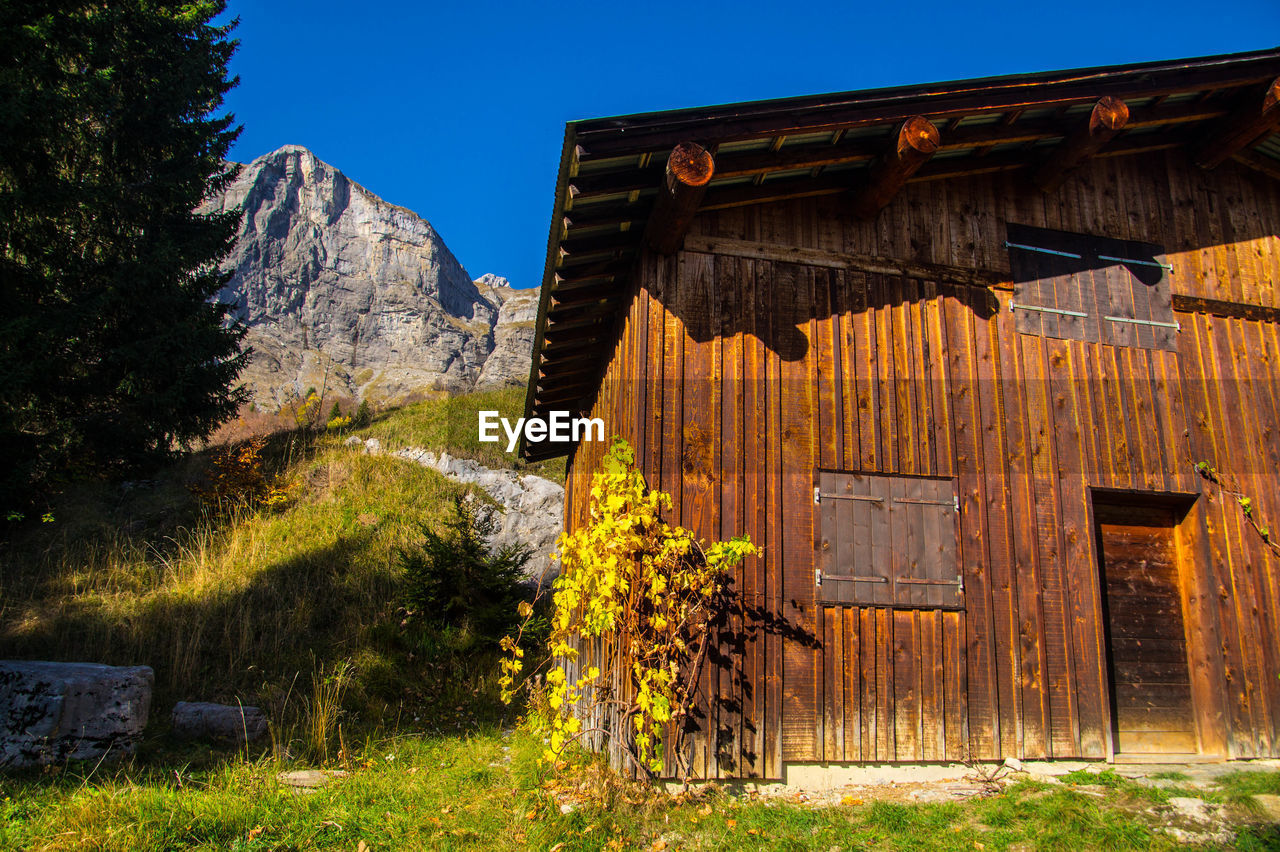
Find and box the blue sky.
[220,1,1280,290]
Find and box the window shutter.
[1006,224,1177,351]
[817,471,962,609]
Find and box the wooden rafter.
[563,199,652,231]
[1034,96,1130,192]
[549,288,619,310]
[553,259,631,288]
[1194,77,1280,169]
[643,142,716,255]
[556,232,638,269]
[1231,148,1280,182]
[850,116,941,218]
[564,101,1232,207]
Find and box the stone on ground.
[171,701,268,744]
[1250,794,1280,822]
[278,768,348,792]
[0,660,153,768]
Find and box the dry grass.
[0,392,543,757]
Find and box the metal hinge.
[814,487,821,505]
[1104,315,1181,331]
[1004,240,1082,259]
[1097,253,1173,272]
[954,494,960,513]
[957,573,965,595]
[1009,300,1088,318]
[814,568,823,587]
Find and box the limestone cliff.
[202,145,537,407]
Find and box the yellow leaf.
[697,803,712,817]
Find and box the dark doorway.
[1094,502,1197,756]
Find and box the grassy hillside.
[357,386,565,483]
[0,389,560,758]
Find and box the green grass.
[354,386,565,483]
[1219,770,1280,799]
[6,728,1272,851]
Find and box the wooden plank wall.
[562,150,1280,775]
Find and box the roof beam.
[553,259,631,289]
[714,139,880,179]
[567,102,1233,205]
[546,299,621,326]
[1231,149,1280,182]
[556,232,638,268]
[643,142,716,255]
[1194,77,1280,169]
[1033,96,1129,192]
[549,288,621,310]
[563,199,651,231]
[539,338,609,362]
[539,365,607,385]
[850,116,941,218]
[532,386,598,408]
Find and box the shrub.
[398,496,531,656]
[189,436,294,510]
[353,399,373,428]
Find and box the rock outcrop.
[393,448,564,585]
[0,661,153,767]
[203,146,537,407]
[476,274,540,389]
[347,437,563,584]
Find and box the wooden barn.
[522,48,1280,776]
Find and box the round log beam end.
[667,142,715,188]
[898,116,941,157]
[1091,96,1131,133]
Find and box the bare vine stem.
[1189,457,1280,556]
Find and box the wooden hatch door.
[1094,503,1198,756]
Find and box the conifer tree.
[0,1,246,506]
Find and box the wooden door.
[1094,503,1197,755]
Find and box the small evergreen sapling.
[398,496,532,655]
[353,399,373,428]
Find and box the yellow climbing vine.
[499,437,756,777]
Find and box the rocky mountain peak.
[203,145,537,406]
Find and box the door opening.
[1094,502,1197,756]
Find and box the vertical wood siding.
[560,150,1280,775]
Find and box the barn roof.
[522,47,1280,461]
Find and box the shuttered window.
[816,471,962,609]
[1005,223,1178,351]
